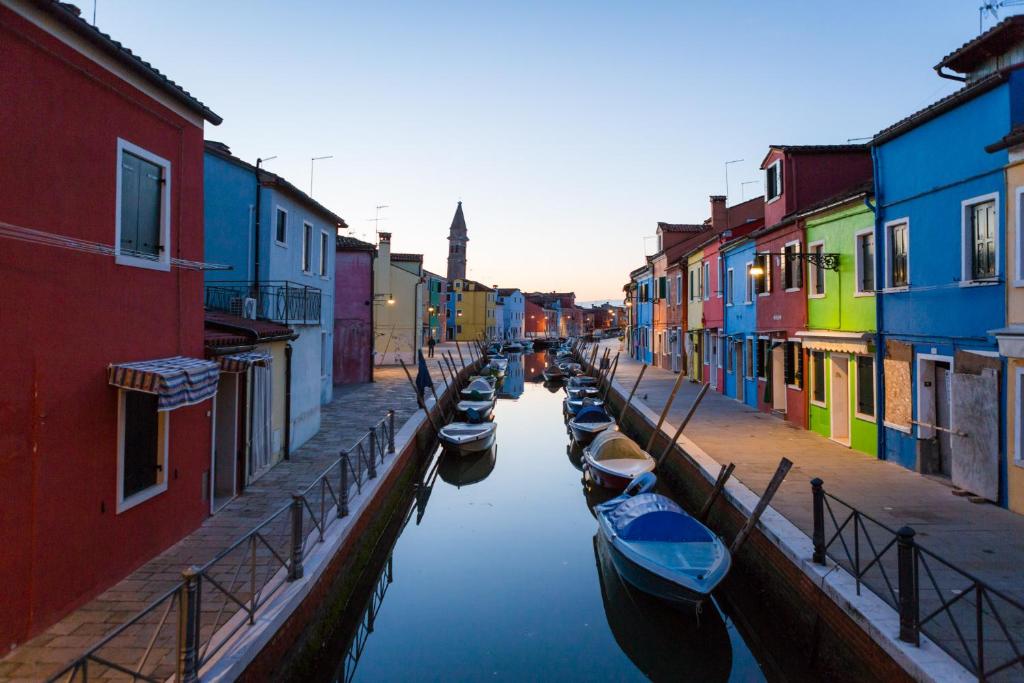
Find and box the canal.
[300,353,776,682]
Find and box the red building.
[0,1,220,646]
[335,236,376,384]
[701,196,765,391]
[753,145,872,427]
[525,298,548,336]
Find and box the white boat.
[568,405,616,445]
[460,377,496,402]
[564,396,604,416]
[568,376,598,388]
[456,398,495,422]
[558,362,582,376]
[567,386,601,399]
[583,430,655,490]
[438,421,497,453]
[595,473,732,609]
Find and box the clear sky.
[93,1,1010,301]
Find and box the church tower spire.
[446,201,468,281]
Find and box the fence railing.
[812,478,1024,682]
[205,280,321,326]
[339,556,394,683]
[48,411,397,683]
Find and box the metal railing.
[812,478,1024,682]
[205,280,322,326]
[339,556,394,683]
[48,411,397,683]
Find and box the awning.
[990,326,1024,358]
[217,350,273,373]
[108,356,220,411]
[795,330,873,354]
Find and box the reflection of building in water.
[523,352,547,382]
[500,354,525,397]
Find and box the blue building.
[628,264,654,363]
[872,30,1018,506]
[204,141,346,453]
[721,238,759,409]
[497,288,525,340]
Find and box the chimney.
[375,232,392,300]
[710,195,727,232]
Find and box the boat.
[567,376,598,388]
[593,532,732,681]
[438,421,497,454]
[542,365,566,381]
[582,430,655,489]
[438,447,496,487]
[558,362,582,376]
[566,385,601,399]
[460,377,496,402]
[520,340,535,351]
[543,380,564,393]
[455,398,495,423]
[503,342,524,353]
[594,473,732,609]
[564,396,604,417]
[568,405,616,445]
[485,361,506,379]
[467,374,497,386]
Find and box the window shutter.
[136,156,163,256]
[784,342,794,385]
[795,248,804,289]
[120,153,141,253]
[796,344,804,388]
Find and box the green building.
[796,183,877,456]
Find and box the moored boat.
[438,447,496,487]
[455,398,495,423]
[594,473,732,609]
[566,385,601,399]
[438,421,497,454]
[567,376,598,388]
[564,395,604,417]
[582,430,655,489]
[568,405,616,444]
[542,365,566,381]
[460,377,496,401]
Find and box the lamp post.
[310,155,333,197]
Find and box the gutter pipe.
[871,144,886,463]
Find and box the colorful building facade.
[335,236,375,385]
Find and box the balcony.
[205,281,322,326]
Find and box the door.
[247,364,274,484]
[212,373,238,512]
[772,344,787,412]
[736,343,744,403]
[934,362,953,477]
[830,356,850,444]
[710,334,719,389]
[950,368,999,501]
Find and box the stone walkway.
[594,340,1024,678]
[0,360,463,683]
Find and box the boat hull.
[605,537,706,609]
[585,465,635,490]
[440,429,496,454]
[569,420,614,445]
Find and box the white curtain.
[249,364,273,479]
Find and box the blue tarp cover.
[609,494,712,543]
[575,405,611,423]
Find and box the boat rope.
[0,219,231,271]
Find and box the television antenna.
[980,1,1024,33]
[368,204,389,235]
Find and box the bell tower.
[446,201,468,281]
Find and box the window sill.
[882,286,910,293]
[116,254,170,272]
[855,412,877,424]
[959,279,1000,288]
[117,482,167,514]
[785,287,802,293]
[787,384,803,391]
[853,291,874,298]
[766,194,782,205]
[810,399,827,408]
[884,421,912,434]
[275,241,288,248]
[808,293,826,299]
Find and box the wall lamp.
[750,251,839,276]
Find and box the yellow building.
[447,278,496,341]
[686,249,705,379]
[373,232,423,364]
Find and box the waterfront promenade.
[598,340,1024,674]
[0,356,462,682]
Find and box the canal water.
[308,353,774,682]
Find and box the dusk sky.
[94,1,1006,301]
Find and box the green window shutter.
[120,153,141,253]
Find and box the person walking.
[427,335,436,358]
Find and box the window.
[726,268,735,306]
[855,355,875,419]
[320,231,329,276]
[726,340,734,372]
[887,221,909,288]
[808,242,825,297]
[766,159,783,202]
[302,222,313,272]
[703,331,710,365]
[456,324,463,334]
[676,275,682,305]
[855,230,875,294]
[754,254,772,295]
[689,269,697,302]
[967,198,997,281]
[811,351,826,405]
[783,242,802,290]
[745,338,754,379]
[116,139,171,270]
[275,208,288,245]
[1016,367,1024,464]
[757,339,769,379]
[745,263,753,303]
[117,390,168,512]
[703,262,711,300]
[658,276,667,301]
[717,257,724,298]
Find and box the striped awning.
[108,356,220,411]
[217,350,273,373]
[795,330,873,354]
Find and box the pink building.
[335,236,376,384]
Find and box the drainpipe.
[253,161,264,294]
[284,343,293,460]
[368,251,375,382]
[871,144,886,462]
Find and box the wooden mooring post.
[602,353,620,400]
[398,358,441,432]
[730,458,793,554]
[698,463,736,522]
[644,368,688,452]
[618,363,647,426]
[455,341,466,368]
[655,383,709,467]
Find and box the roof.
[336,235,375,252]
[448,201,467,237]
[657,222,706,233]
[987,123,1024,152]
[204,328,249,348]
[628,264,651,279]
[422,269,447,281]
[390,252,423,263]
[496,287,520,296]
[205,310,296,342]
[796,179,875,219]
[873,70,1010,145]
[760,144,868,168]
[449,278,492,292]
[36,1,220,124]
[203,141,348,228]
[936,15,1024,76]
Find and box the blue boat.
[594,473,731,610]
[567,404,615,445]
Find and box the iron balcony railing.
[205,280,322,326]
[811,479,1024,682]
[48,411,396,683]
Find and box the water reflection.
[594,533,732,682]
[438,447,497,488]
[497,353,524,398]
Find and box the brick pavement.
[0,360,463,682]
[595,340,1024,676]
